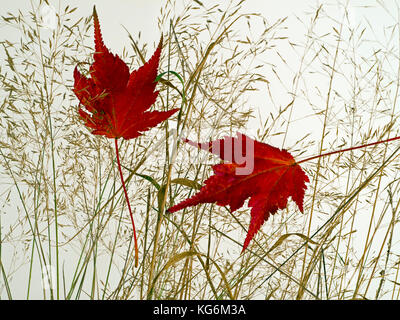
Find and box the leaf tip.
[92,5,105,52]
[92,5,98,21]
[158,34,163,49]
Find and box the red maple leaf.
[72,7,179,267]
[167,133,309,252]
[73,7,179,139]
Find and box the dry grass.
[1,0,400,300]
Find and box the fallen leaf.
[167,132,309,252]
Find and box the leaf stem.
[297,135,400,165]
[114,138,139,268]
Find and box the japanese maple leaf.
[72,7,179,267]
[73,7,179,139]
[167,133,309,252]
